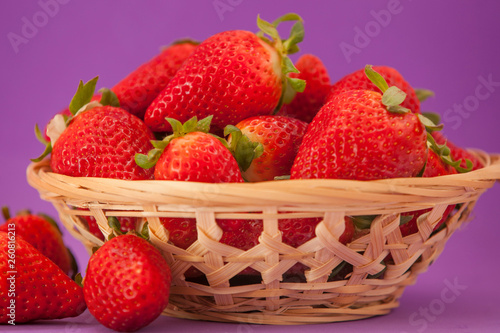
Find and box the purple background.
[1,0,500,332]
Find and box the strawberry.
[229,115,308,182]
[136,116,254,183]
[0,208,74,276]
[112,41,198,119]
[277,54,332,123]
[291,66,428,181]
[432,131,484,171]
[83,234,171,332]
[154,131,243,182]
[327,65,421,114]
[144,14,306,133]
[34,77,156,180]
[0,232,86,324]
[50,105,155,179]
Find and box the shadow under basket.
[27,151,500,325]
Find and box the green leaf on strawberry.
[69,76,99,115]
[415,88,435,102]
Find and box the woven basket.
[27,151,500,325]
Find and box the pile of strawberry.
[2,12,485,332]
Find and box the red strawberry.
[112,41,198,119]
[144,14,305,133]
[0,232,86,324]
[432,131,484,171]
[83,234,171,332]
[231,115,308,182]
[291,66,428,181]
[327,65,421,113]
[136,116,247,183]
[37,77,155,180]
[50,105,155,180]
[0,209,73,276]
[277,54,332,123]
[154,131,243,182]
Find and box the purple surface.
[1,0,500,332]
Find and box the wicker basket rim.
[27,151,500,210]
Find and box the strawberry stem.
[256,13,306,113]
[2,206,11,221]
[98,88,120,108]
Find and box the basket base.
[161,298,399,325]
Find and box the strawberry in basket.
[0,232,86,324]
[83,234,171,332]
[0,207,76,277]
[33,77,155,180]
[228,115,308,182]
[277,54,332,123]
[291,65,429,181]
[144,13,306,134]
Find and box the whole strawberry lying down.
[26,10,487,332]
[0,231,86,324]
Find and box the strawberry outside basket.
[27,151,500,325]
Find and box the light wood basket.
[27,151,500,325]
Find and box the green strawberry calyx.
[224,125,264,172]
[256,13,306,112]
[135,115,214,169]
[31,77,120,162]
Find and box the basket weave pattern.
[27,152,500,325]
